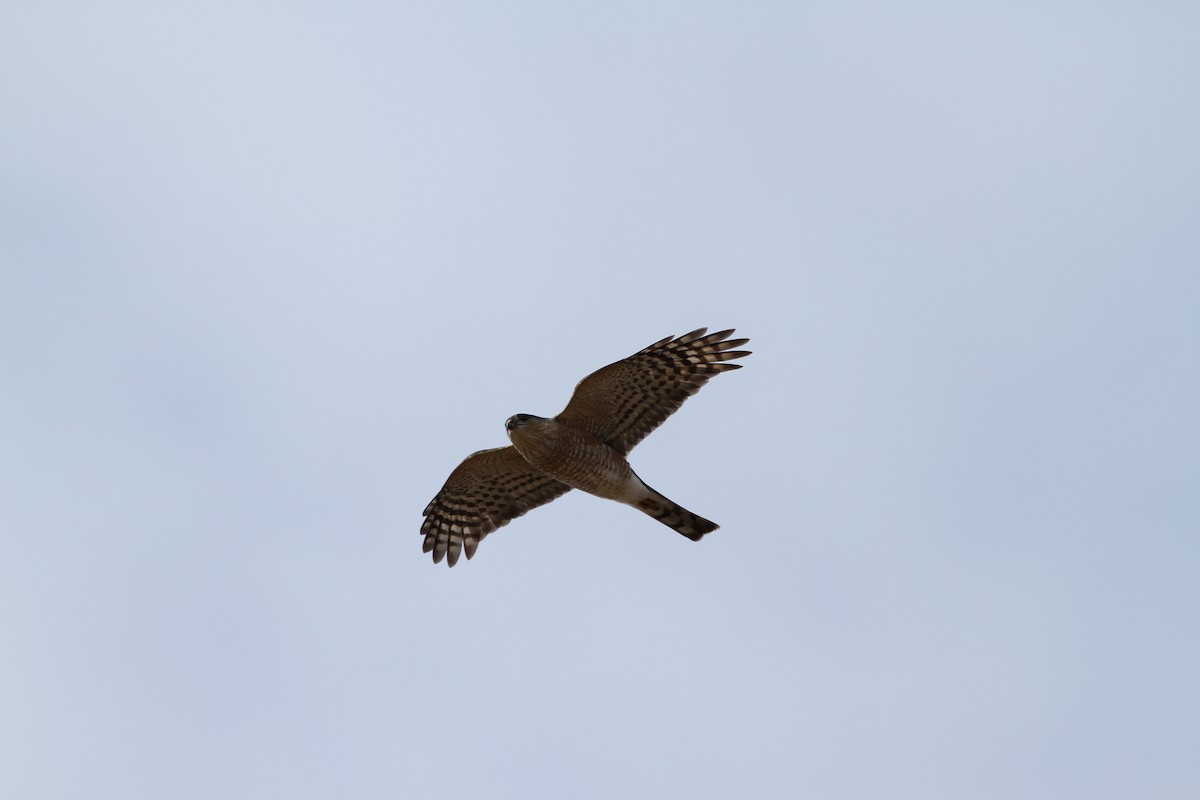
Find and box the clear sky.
[2,3,1198,798]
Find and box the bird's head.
[505,413,543,432]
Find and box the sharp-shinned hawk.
[421,327,750,566]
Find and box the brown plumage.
[421,327,750,566]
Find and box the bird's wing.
[421,446,571,566]
[555,328,750,456]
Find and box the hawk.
[421,327,750,566]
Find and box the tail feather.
[635,488,718,541]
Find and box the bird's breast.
[510,421,636,501]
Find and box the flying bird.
[421,327,750,566]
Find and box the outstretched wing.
[421,446,571,567]
[556,328,750,456]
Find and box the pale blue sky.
[2,3,1198,798]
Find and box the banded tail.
[635,487,718,541]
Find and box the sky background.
[2,3,1198,798]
